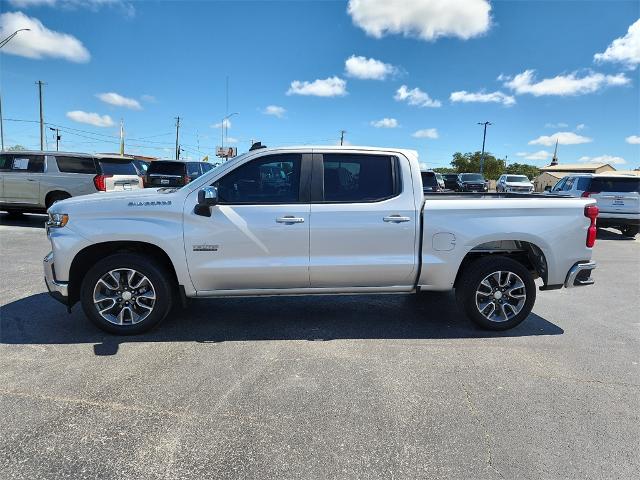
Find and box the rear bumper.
[564,261,596,288]
[44,251,69,305]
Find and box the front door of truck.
[309,152,418,288]
[184,152,311,292]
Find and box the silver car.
[0,151,143,215]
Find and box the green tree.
[450,151,506,180]
[433,167,457,174]
[504,163,540,179]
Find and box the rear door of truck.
[308,151,418,288]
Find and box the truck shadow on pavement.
[0,213,47,228]
[1,291,563,356]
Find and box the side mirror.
[195,186,218,217]
[198,186,218,206]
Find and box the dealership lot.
[0,213,638,480]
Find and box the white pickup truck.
[44,146,598,334]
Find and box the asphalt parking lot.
[0,213,638,480]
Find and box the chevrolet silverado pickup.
[44,146,598,334]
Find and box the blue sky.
[1,0,639,168]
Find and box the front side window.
[564,177,575,190]
[187,162,202,178]
[214,153,301,204]
[552,178,566,191]
[322,153,396,202]
[56,156,97,174]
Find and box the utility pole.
[340,129,346,146]
[0,94,4,151]
[37,80,45,150]
[477,121,492,174]
[174,116,180,160]
[49,127,60,151]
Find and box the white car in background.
[497,174,534,193]
[547,173,640,237]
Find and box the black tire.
[620,226,639,238]
[455,255,536,331]
[80,253,173,334]
[46,192,71,209]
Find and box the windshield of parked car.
[506,175,529,182]
[421,171,438,188]
[460,173,484,182]
[147,161,186,176]
[99,159,138,175]
[589,177,640,193]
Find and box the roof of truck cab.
[257,145,419,157]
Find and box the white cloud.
[412,128,439,139]
[576,123,586,131]
[502,69,630,96]
[287,76,347,97]
[449,90,515,106]
[347,0,492,41]
[212,119,232,129]
[8,0,56,6]
[594,19,640,69]
[394,85,441,108]
[262,105,286,118]
[66,110,113,127]
[578,155,626,165]
[0,11,90,62]
[226,137,238,144]
[96,92,141,110]
[370,118,399,128]
[345,55,397,80]
[516,150,551,161]
[141,94,156,103]
[625,135,640,144]
[528,131,593,146]
[9,0,136,17]
[545,122,568,128]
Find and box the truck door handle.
[276,216,305,224]
[383,215,411,223]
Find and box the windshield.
[461,173,484,182]
[506,175,529,182]
[421,171,438,187]
[177,154,247,190]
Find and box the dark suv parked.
[442,173,459,190]
[456,173,488,192]
[144,160,214,188]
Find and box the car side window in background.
[0,154,12,171]
[576,177,591,191]
[564,177,575,190]
[56,156,97,174]
[552,178,566,191]
[11,155,44,173]
[322,153,396,202]
[214,153,301,204]
[187,162,202,179]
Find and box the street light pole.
[0,28,30,151]
[478,121,492,174]
[49,127,60,151]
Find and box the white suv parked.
[496,174,534,193]
[0,151,143,215]
[548,173,640,237]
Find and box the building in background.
[534,163,616,191]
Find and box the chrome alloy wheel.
[475,271,526,323]
[92,268,156,325]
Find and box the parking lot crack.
[460,382,505,480]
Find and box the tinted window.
[421,171,438,188]
[0,154,12,171]
[322,153,395,202]
[147,161,186,176]
[133,160,149,174]
[8,154,45,172]
[186,162,202,178]
[506,175,528,182]
[460,173,484,182]
[564,177,575,190]
[56,156,97,174]
[202,163,213,172]
[576,177,591,191]
[214,153,301,204]
[443,174,458,180]
[552,178,566,191]
[589,177,640,193]
[99,159,137,175]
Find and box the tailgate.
[106,175,142,191]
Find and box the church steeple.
[550,140,559,166]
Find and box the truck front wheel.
[80,253,173,334]
[456,256,536,330]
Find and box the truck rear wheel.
[456,256,536,330]
[80,253,173,334]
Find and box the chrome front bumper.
[564,261,597,288]
[44,251,69,305]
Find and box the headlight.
[47,212,69,228]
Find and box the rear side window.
[576,177,591,191]
[8,154,45,173]
[322,153,396,202]
[147,162,186,176]
[56,156,97,174]
[99,160,138,175]
[589,177,640,193]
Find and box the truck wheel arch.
[454,240,549,288]
[68,241,179,306]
